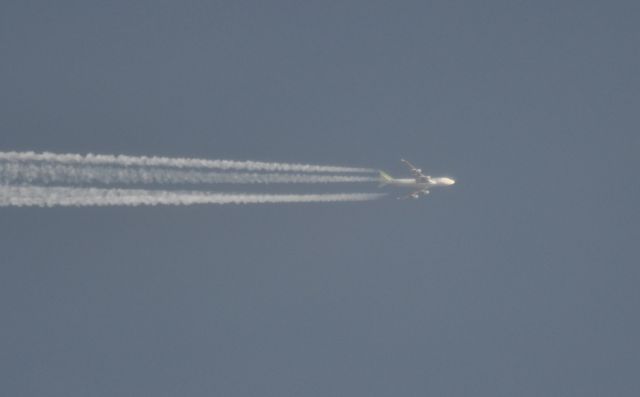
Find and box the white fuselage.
[387,177,455,191]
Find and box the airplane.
[378,159,455,199]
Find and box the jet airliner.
[379,159,455,199]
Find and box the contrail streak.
[0,151,374,174]
[0,186,385,207]
[0,162,378,186]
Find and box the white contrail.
[0,186,386,207]
[0,162,378,185]
[0,151,374,173]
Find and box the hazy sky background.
[1,1,639,395]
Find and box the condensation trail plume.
[0,151,374,174]
[0,162,378,186]
[0,186,386,207]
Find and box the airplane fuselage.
[385,177,454,190]
[386,178,430,189]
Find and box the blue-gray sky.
[1,1,639,395]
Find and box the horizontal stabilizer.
[378,171,393,188]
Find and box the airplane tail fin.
[378,171,392,188]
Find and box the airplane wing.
[397,189,430,200]
[400,158,419,171]
[400,159,429,182]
